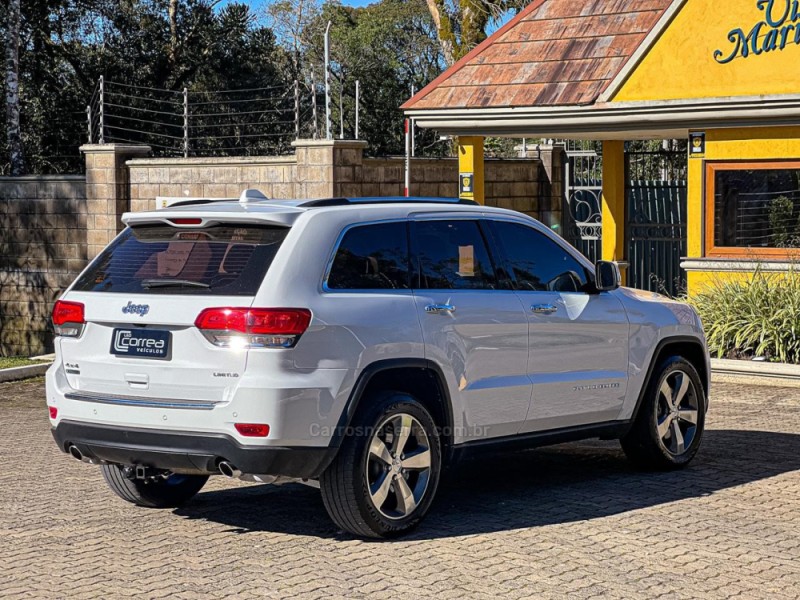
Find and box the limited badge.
[689,131,705,158]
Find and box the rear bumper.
[52,420,337,478]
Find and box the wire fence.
[0,104,87,175]
[86,76,354,157]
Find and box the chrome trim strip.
[65,391,220,410]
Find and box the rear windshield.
[73,224,288,295]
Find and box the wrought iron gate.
[625,149,688,297]
[563,143,687,297]
[563,142,603,263]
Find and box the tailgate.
[59,293,251,403]
[55,221,290,404]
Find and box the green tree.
[2,0,292,172]
[4,0,25,174]
[424,0,530,65]
[303,0,443,155]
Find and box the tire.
[621,355,706,470]
[101,465,209,508]
[320,391,442,538]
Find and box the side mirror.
[595,261,621,292]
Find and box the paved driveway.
[1,378,798,599]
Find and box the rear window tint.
[73,224,288,295]
[327,222,410,290]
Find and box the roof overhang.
[405,94,800,140]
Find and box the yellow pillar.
[458,136,485,205]
[601,140,626,284]
[685,146,705,296]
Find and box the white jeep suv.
[46,196,709,538]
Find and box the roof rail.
[299,197,479,208]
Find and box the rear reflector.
[52,300,85,337]
[235,423,270,437]
[49,406,58,420]
[195,308,311,349]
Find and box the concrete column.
[292,139,368,199]
[81,144,151,258]
[458,136,485,204]
[601,140,627,283]
[539,144,566,230]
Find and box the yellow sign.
[689,131,706,158]
[613,0,800,102]
[715,0,800,64]
[460,172,474,198]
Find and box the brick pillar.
[81,144,151,258]
[292,139,368,199]
[538,143,566,230]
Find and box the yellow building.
[403,0,800,294]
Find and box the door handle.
[425,303,456,315]
[531,304,558,315]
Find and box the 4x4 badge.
[122,301,150,317]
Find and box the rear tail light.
[194,308,311,349]
[52,300,85,338]
[235,423,270,437]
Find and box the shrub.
[690,267,800,364]
[768,195,800,248]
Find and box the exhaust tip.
[218,461,241,479]
[68,445,83,461]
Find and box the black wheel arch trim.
[331,358,455,458]
[627,335,710,430]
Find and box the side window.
[327,222,410,290]
[411,220,497,290]
[492,221,589,293]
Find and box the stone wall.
[128,155,297,213]
[124,140,558,225]
[0,176,87,356]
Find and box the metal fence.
[85,75,357,157]
[626,149,688,297]
[561,141,689,297]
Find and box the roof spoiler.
[157,189,269,209]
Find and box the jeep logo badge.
[122,301,150,317]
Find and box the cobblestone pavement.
[1,378,798,599]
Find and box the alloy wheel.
[365,413,432,520]
[656,369,699,455]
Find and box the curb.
[0,362,52,383]
[710,358,800,381]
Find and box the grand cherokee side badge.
[122,301,150,316]
[573,383,620,392]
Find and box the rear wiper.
[141,279,210,289]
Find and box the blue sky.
[229,0,515,32]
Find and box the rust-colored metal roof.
[403,0,673,111]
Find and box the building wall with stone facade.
[0,176,87,356]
